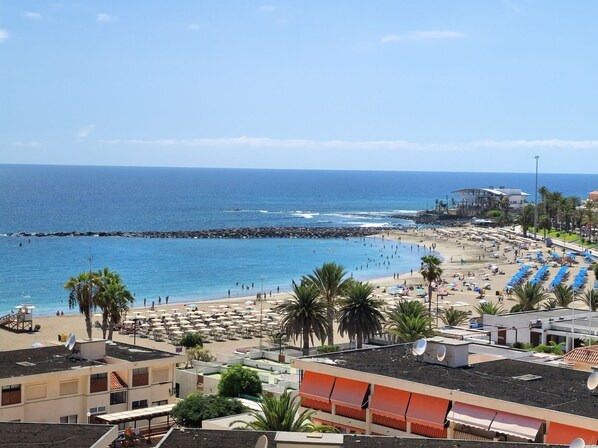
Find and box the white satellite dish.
[436,345,447,361]
[569,438,585,448]
[587,372,598,391]
[254,434,268,448]
[413,338,427,356]
[67,334,77,351]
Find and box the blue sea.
[1,164,596,316]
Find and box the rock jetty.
[10,227,386,239]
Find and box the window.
[25,384,47,401]
[2,385,21,406]
[88,406,106,424]
[59,415,78,424]
[152,367,169,384]
[90,373,108,393]
[132,399,148,410]
[110,391,127,405]
[60,380,78,396]
[152,400,168,406]
[132,368,149,387]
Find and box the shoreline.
[3,225,593,355]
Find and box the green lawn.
[531,228,598,249]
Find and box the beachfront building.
[452,187,529,214]
[589,190,598,202]
[0,338,184,431]
[292,338,597,446]
[482,308,598,351]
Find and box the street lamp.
[259,276,265,353]
[533,155,539,240]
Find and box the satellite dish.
[437,345,447,361]
[413,338,428,356]
[587,372,598,391]
[569,438,586,448]
[254,435,268,448]
[67,334,77,351]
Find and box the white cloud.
[100,136,598,152]
[189,23,203,30]
[12,141,43,147]
[97,13,117,23]
[259,5,275,12]
[381,30,465,43]
[24,11,43,19]
[0,29,9,43]
[76,124,95,139]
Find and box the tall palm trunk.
[85,313,93,339]
[326,304,335,346]
[101,311,109,339]
[303,327,310,356]
[107,319,116,340]
[356,329,363,349]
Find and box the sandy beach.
[1,226,590,356]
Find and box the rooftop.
[312,344,597,419]
[0,341,179,380]
[0,422,117,448]
[156,429,564,448]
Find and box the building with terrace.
[452,187,529,213]
[292,338,597,446]
[0,338,184,431]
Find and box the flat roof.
[156,429,564,448]
[95,404,175,424]
[311,345,597,419]
[0,341,179,380]
[0,422,117,448]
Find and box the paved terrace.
[317,344,597,419]
[0,422,117,448]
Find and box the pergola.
[95,404,175,439]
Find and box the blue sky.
[1,1,597,173]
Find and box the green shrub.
[217,365,262,398]
[316,345,340,354]
[170,393,245,428]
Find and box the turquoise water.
[1,164,595,316]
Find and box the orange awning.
[369,385,411,421]
[329,377,369,409]
[489,411,543,441]
[298,371,335,403]
[405,393,450,430]
[447,402,496,431]
[546,422,598,445]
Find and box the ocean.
[1,164,596,316]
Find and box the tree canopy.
[217,365,263,398]
[170,393,245,428]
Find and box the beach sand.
[1,226,586,356]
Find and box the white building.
[453,187,530,211]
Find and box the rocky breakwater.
[389,212,469,226]
[11,227,386,239]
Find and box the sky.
[1,1,598,173]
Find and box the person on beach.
[158,296,161,305]
[143,298,146,307]
[166,296,169,304]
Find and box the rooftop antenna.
[587,370,598,392]
[255,435,268,448]
[64,332,74,349]
[569,438,585,448]
[436,344,447,362]
[412,338,427,358]
[67,333,77,351]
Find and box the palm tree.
[474,301,504,316]
[337,282,385,349]
[582,201,597,244]
[551,284,575,308]
[303,262,353,345]
[64,271,102,339]
[517,204,535,238]
[104,280,135,340]
[275,283,328,356]
[440,307,469,327]
[582,289,598,311]
[232,390,337,432]
[385,300,433,343]
[94,268,135,340]
[510,282,549,312]
[420,255,443,327]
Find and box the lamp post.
[533,155,539,240]
[259,277,265,353]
